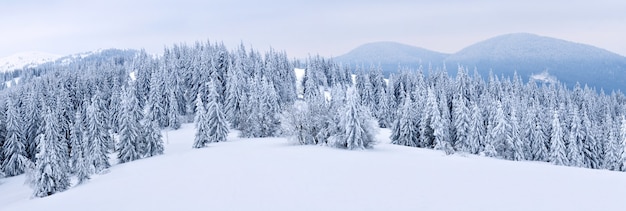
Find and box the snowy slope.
[1,124,626,211]
[0,52,62,72]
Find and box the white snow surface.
[294,68,305,98]
[530,70,558,84]
[0,52,62,72]
[1,123,626,211]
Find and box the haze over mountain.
[335,33,626,92]
[334,42,449,73]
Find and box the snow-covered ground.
[0,52,62,72]
[1,123,626,211]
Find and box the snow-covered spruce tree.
[486,101,508,158]
[420,88,439,148]
[602,112,620,171]
[434,91,454,155]
[508,105,525,161]
[257,77,281,137]
[331,87,377,150]
[467,102,484,154]
[23,89,42,162]
[580,108,600,169]
[92,91,114,152]
[566,104,584,167]
[225,50,246,129]
[489,101,512,159]
[376,86,392,128]
[452,91,471,152]
[241,76,281,138]
[142,106,164,157]
[146,68,167,127]
[390,92,419,147]
[205,81,229,143]
[619,115,626,171]
[69,110,91,184]
[529,106,549,161]
[30,107,71,197]
[193,93,210,148]
[1,98,30,177]
[86,96,111,173]
[167,84,181,130]
[117,85,143,163]
[549,109,568,166]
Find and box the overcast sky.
[1,0,625,58]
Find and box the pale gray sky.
[1,0,625,58]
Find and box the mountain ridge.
[334,33,626,91]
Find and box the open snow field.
[1,123,626,211]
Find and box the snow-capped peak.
[0,51,62,72]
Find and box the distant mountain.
[55,48,139,66]
[335,33,626,92]
[445,33,626,91]
[333,42,449,74]
[0,51,62,72]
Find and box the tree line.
[1,39,625,198]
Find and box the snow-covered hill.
[1,123,625,211]
[446,33,626,91]
[446,33,625,61]
[334,42,449,75]
[335,33,626,92]
[0,52,62,72]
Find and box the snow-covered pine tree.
[225,51,246,129]
[69,110,90,184]
[549,109,568,166]
[602,111,620,170]
[581,107,600,169]
[420,88,439,148]
[146,68,167,127]
[258,77,281,137]
[205,81,229,143]
[486,101,508,158]
[241,76,281,138]
[117,85,143,163]
[1,98,30,176]
[435,90,453,155]
[566,104,584,167]
[23,89,42,162]
[30,106,71,197]
[142,107,164,157]
[508,105,525,161]
[529,105,549,161]
[432,94,453,155]
[467,102,484,154]
[452,92,471,152]
[86,96,111,173]
[376,85,393,128]
[619,115,626,171]
[391,92,419,147]
[92,91,114,152]
[332,87,377,150]
[193,93,210,148]
[167,84,181,130]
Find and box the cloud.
[1,0,625,58]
